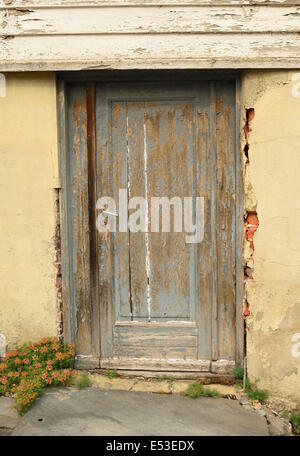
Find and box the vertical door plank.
[235,76,244,367]
[215,80,236,360]
[96,85,114,357]
[96,89,130,357]
[86,82,100,356]
[145,101,195,320]
[195,81,212,360]
[209,82,219,361]
[111,101,130,321]
[126,102,149,319]
[66,83,92,355]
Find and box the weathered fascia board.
[1,33,300,70]
[1,6,300,35]
[2,1,300,7]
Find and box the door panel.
[126,100,196,320]
[113,322,197,359]
[142,101,195,320]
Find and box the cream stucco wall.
[0,72,59,348]
[0,70,299,405]
[241,70,300,406]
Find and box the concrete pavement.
[9,387,269,436]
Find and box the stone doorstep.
[90,369,236,384]
[90,373,240,399]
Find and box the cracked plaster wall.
[0,72,58,348]
[241,70,300,405]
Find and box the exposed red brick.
[244,211,259,316]
[246,225,258,239]
[246,213,259,226]
[244,211,259,251]
[243,306,250,317]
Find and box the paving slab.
[0,396,21,435]
[131,380,171,394]
[91,375,136,391]
[11,387,269,436]
[90,374,240,397]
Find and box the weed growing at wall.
[233,366,244,380]
[104,369,117,379]
[155,374,166,382]
[183,382,220,398]
[281,411,300,435]
[290,412,300,434]
[0,337,77,415]
[76,371,92,388]
[245,378,269,403]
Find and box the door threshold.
[92,368,235,384]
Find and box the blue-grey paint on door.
[59,74,242,371]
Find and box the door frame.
[57,70,244,371]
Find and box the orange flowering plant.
[0,337,77,415]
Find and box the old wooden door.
[61,75,242,374]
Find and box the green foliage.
[280,410,300,434]
[0,337,76,415]
[281,410,290,420]
[155,374,165,382]
[154,375,175,382]
[76,371,92,388]
[290,412,300,434]
[104,369,117,379]
[245,378,269,403]
[154,374,175,382]
[233,366,244,380]
[184,382,220,398]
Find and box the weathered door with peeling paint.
[63,76,241,373]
